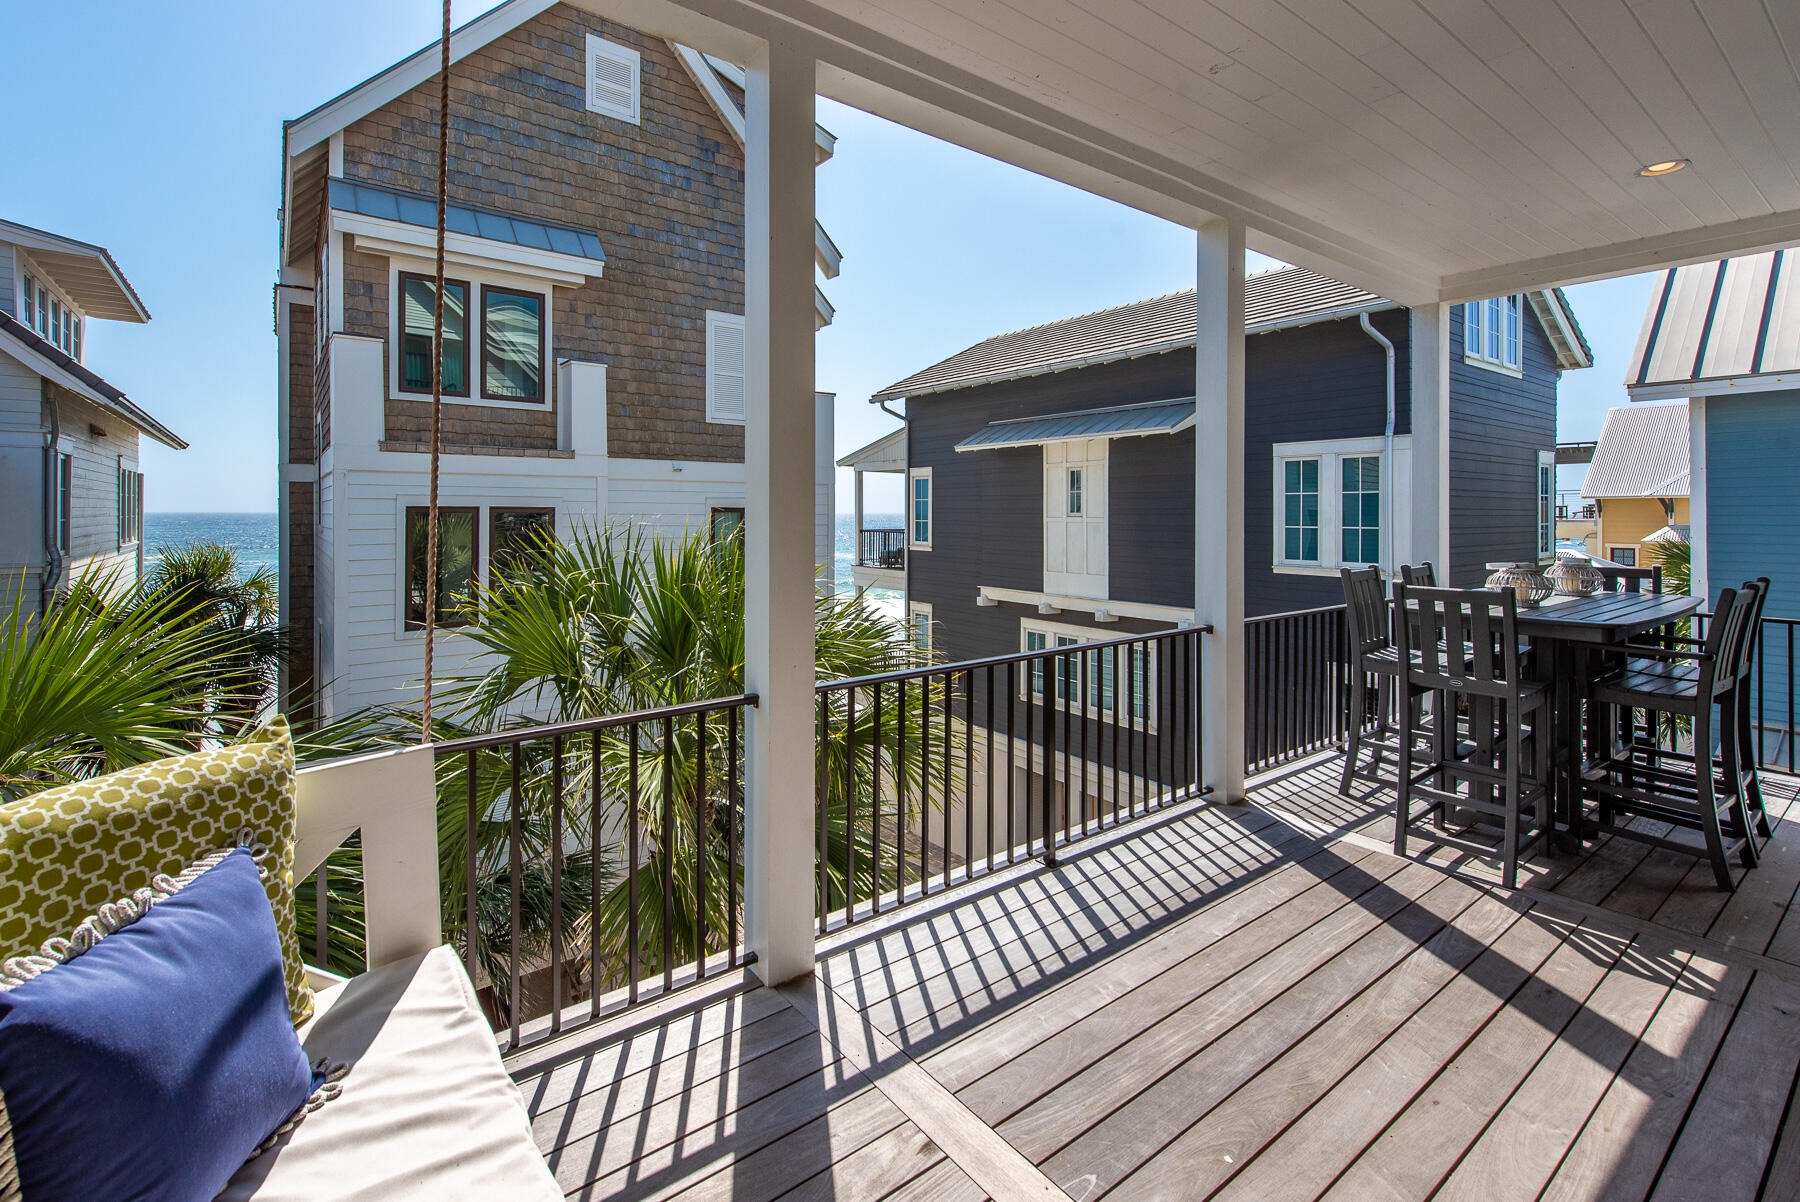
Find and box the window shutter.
[585,35,641,124]
[706,311,746,425]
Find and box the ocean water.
[143,512,279,580]
[832,512,904,603]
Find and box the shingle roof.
[870,266,1390,402]
[1581,402,1689,500]
[1628,249,1800,392]
[0,310,186,449]
[955,397,1195,451]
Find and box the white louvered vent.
[585,34,641,124]
[706,310,746,425]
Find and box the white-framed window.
[19,264,83,360]
[1464,295,1523,373]
[704,310,745,425]
[1272,436,1411,573]
[1020,618,1157,728]
[585,34,642,124]
[908,601,933,653]
[1537,450,1556,560]
[388,264,549,409]
[117,462,143,547]
[54,452,71,554]
[908,467,932,550]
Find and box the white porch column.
[742,36,818,985]
[1409,303,1452,575]
[1194,217,1246,802]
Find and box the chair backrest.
[1400,562,1436,587]
[1395,583,1525,698]
[1601,563,1663,594]
[1728,577,1772,690]
[1697,585,1748,702]
[1340,566,1389,659]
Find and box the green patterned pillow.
[0,717,313,1025]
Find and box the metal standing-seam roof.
[1628,249,1800,396]
[871,267,1391,402]
[955,397,1195,451]
[327,177,607,263]
[1581,402,1689,500]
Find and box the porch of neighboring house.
[503,750,1800,1201]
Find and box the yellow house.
[1581,401,1690,568]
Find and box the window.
[117,464,143,546]
[1608,545,1638,568]
[1021,621,1156,726]
[1537,451,1556,560]
[21,274,33,329]
[1282,458,1320,563]
[1464,296,1523,372]
[709,506,745,546]
[585,34,642,124]
[908,601,933,653]
[490,508,554,578]
[1341,456,1380,565]
[404,506,478,630]
[55,452,71,554]
[481,287,545,402]
[20,268,85,359]
[1272,437,1409,572]
[704,310,745,424]
[399,272,470,396]
[1067,468,1084,515]
[35,284,49,338]
[908,468,932,549]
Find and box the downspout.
[1359,313,1397,577]
[876,398,909,595]
[40,384,63,612]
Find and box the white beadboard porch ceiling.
[583,0,1800,304]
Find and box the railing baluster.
[627,726,640,1007]
[917,676,930,901]
[695,712,708,979]
[1005,660,1016,864]
[942,670,953,891]
[1111,642,1121,825]
[660,715,675,996]
[872,681,885,917]
[508,742,523,1051]
[550,733,564,1034]
[897,677,910,910]
[984,664,995,872]
[965,669,975,882]
[590,730,602,1018]
[465,748,479,986]
[846,686,858,924]
[817,692,829,935]
[1041,648,1055,866]
[728,705,740,967]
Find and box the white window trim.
[908,467,933,550]
[384,259,554,412]
[585,34,642,125]
[908,600,934,653]
[704,309,746,425]
[1271,435,1412,575]
[1463,295,1524,377]
[1019,617,1159,732]
[1537,449,1556,561]
[390,496,562,638]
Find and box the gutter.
[1359,313,1398,578]
[41,386,63,612]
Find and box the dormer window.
[20,271,82,360]
[1464,295,1522,373]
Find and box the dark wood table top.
[1513,591,1702,644]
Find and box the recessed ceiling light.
[1637,159,1689,178]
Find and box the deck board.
[516,759,1800,1201]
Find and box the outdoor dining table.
[1513,590,1704,842]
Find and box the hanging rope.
[421,0,452,742]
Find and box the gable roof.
[1581,402,1688,501]
[0,219,150,323]
[837,426,906,471]
[0,311,185,449]
[1627,250,1800,400]
[870,267,1589,402]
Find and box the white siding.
[55,394,140,590]
[316,469,335,697]
[0,354,45,615]
[606,458,745,540]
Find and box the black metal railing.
[1245,604,1356,776]
[1694,612,1797,774]
[430,694,757,1051]
[856,528,907,570]
[813,625,1208,935]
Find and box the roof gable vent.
[586,35,641,125]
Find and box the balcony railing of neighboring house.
[1244,604,1361,776]
[814,625,1208,935]
[1555,504,1596,520]
[856,528,907,570]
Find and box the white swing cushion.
[217,945,559,1201]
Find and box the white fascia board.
[1628,373,1800,403]
[815,285,834,329]
[285,0,559,159]
[978,586,1193,625]
[1525,289,1593,371]
[335,213,598,285]
[815,222,842,279]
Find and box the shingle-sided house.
[0,219,185,619]
[872,266,1591,666]
[276,0,839,717]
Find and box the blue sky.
[2,0,1650,515]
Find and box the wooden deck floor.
[509,756,1800,1200]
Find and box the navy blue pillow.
[0,846,316,1201]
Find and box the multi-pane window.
[1464,296,1523,371]
[1340,456,1380,566]
[908,602,934,654]
[404,506,478,630]
[399,273,469,395]
[1282,458,1320,563]
[909,468,932,549]
[490,508,554,579]
[117,465,143,546]
[22,272,81,358]
[1022,622,1154,725]
[1067,467,1084,515]
[482,287,545,401]
[55,453,72,554]
[1538,451,1556,559]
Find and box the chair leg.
[1502,703,1523,891]
[1739,689,1772,840]
[1693,708,1735,890]
[1340,670,1366,796]
[1720,702,1761,869]
[1396,684,1415,860]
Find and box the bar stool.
[1394,584,1552,889]
[1400,562,1436,587]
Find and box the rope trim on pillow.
[246,1058,350,1161]
[0,828,271,991]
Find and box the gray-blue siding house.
[871,266,1592,669]
[1627,248,1800,751]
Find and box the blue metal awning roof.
[328,177,607,263]
[954,397,1195,451]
